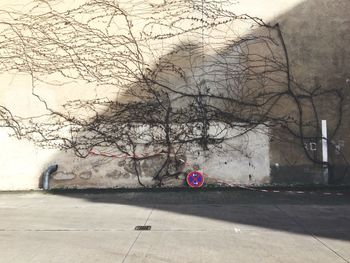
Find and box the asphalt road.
[0,188,349,263]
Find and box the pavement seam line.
[121,207,154,263]
[275,204,350,263]
[311,235,350,263]
[121,231,142,263]
[144,207,154,226]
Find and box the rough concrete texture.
[268,0,350,183]
[48,124,269,189]
[0,189,349,263]
[0,0,350,190]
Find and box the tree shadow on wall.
[267,0,350,185]
[39,40,272,189]
[38,0,350,188]
[42,0,350,243]
[1,0,350,244]
[48,0,350,243]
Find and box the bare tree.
[0,0,347,186]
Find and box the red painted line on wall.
[88,149,349,196]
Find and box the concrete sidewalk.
[0,189,349,263]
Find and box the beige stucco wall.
[0,0,349,189]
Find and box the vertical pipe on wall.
[322,120,328,184]
[43,165,58,190]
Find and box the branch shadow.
[0,0,342,244]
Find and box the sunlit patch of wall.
[1,0,350,190]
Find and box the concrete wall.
[49,125,270,189]
[0,0,349,189]
[268,0,350,184]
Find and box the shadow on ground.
[50,187,350,241]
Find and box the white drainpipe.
[322,120,328,184]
